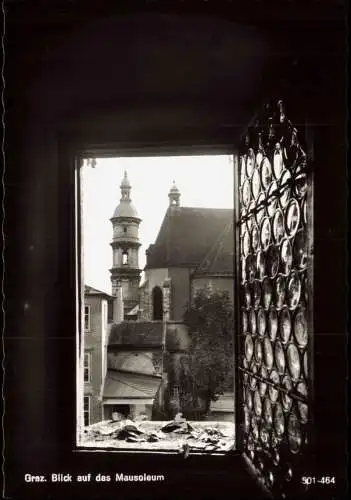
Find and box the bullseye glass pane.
[246,148,255,177]
[268,308,278,341]
[243,281,251,308]
[255,192,266,225]
[275,274,286,310]
[252,280,261,308]
[273,143,284,179]
[266,245,279,279]
[260,217,272,251]
[287,271,301,309]
[274,402,285,436]
[279,169,292,208]
[263,396,273,427]
[254,338,263,365]
[254,390,262,417]
[267,182,279,217]
[279,307,291,343]
[261,157,273,190]
[281,375,293,412]
[252,169,261,199]
[273,209,285,244]
[256,251,266,280]
[242,309,248,332]
[251,224,260,253]
[263,337,274,370]
[294,306,308,347]
[269,370,280,402]
[288,411,302,454]
[293,229,308,269]
[285,198,300,237]
[296,381,308,424]
[245,335,254,362]
[274,340,286,375]
[287,344,301,380]
[249,309,257,335]
[257,307,266,336]
[259,365,269,397]
[280,238,293,275]
[262,277,273,310]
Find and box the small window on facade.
[84,353,91,382]
[108,299,113,323]
[123,226,127,233]
[84,305,90,331]
[122,251,128,265]
[152,286,163,320]
[83,396,90,427]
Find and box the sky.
[82,155,234,294]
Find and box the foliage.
[181,286,234,413]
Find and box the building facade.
[83,285,113,425]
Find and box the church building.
[139,179,234,323]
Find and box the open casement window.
[234,99,314,498]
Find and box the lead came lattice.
[238,100,312,497]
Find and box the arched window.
[122,250,128,265]
[152,286,163,321]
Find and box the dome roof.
[112,200,139,219]
[169,181,180,194]
[120,171,131,189]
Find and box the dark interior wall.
[5,2,347,499]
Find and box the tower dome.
[112,171,139,219]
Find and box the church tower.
[110,171,141,318]
[168,180,180,208]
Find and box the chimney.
[113,285,124,323]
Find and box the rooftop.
[145,207,233,269]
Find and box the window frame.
[83,395,91,427]
[84,352,91,383]
[122,250,129,265]
[73,142,240,459]
[84,304,91,331]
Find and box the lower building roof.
[102,369,162,400]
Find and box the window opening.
[78,154,235,453]
[84,305,90,331]
[84,353,91,382]
[152,286,163,321]
[83,396,90,427]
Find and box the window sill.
[78,420,235,456]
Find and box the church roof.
[194,221,234,276]
[109,321,163,347]
[145,207,233,269]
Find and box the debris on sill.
[82,413,234,453]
